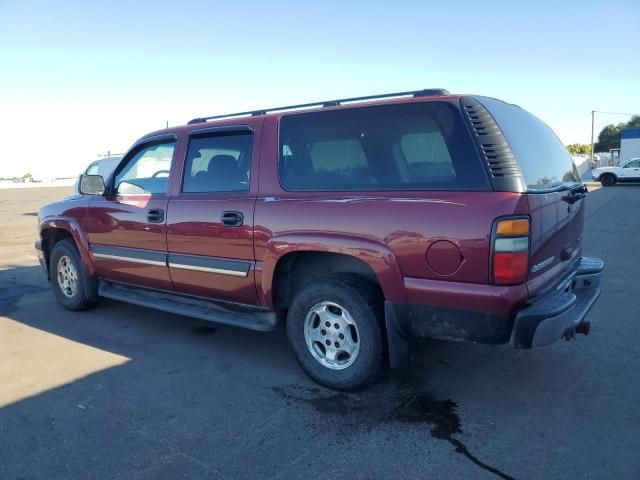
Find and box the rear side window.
[279,102,488,191]
[309,139,367,178]
[182,132,253,193]
[400,132,456,183]
[476,97,580,192]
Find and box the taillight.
[492,218,530,285]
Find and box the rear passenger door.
[166,124,260,305]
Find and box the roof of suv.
[140,89,461,142]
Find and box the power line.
[592,110,636,116]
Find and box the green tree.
[594,123,625,152]
[21,172,33,179]
[627,115,640,129]
[594,115,640,152]
[566,143,591,154]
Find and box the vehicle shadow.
[0,180,633,480]
[0,265,536,479]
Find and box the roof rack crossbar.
[187,88,450,125]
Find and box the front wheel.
[286,276,384,390]
[600,174,615,186]
[50,239,98,311]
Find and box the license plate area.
[558,276,576,293]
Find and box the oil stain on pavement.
[271,384,514,480]
[393,392,514,480]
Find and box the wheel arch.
[39,218,94,277]
[259,233,406,310]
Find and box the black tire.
[49,239,98,311]
[286,275,384,391]
[600,174,615,187]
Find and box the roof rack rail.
[187,88,450,125]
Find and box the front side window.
[279,102,488,191]
[182,132,253,193]
[115,142,175,194]
[624,160,640,168]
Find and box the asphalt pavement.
[0,184,638,480]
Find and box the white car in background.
[592,158,640,186]
[72,156,122,194]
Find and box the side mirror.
[79,174,106,195]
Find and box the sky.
[0,0,639,179]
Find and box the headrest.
[210,154,237,171]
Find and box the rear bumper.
[511,256,603,349]
[385,256,604,366]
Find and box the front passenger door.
[622,160,640,179]
[85,135,177,290]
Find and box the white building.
[621,128,640,162]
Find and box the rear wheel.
[600,174,615,186]
[286,275,384,390]
[50,239,98,311]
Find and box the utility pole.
[590,110,595,165]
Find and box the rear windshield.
[278,101,489,191]
[476,97,580,192]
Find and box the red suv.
[36,89,603,390]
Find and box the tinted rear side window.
[279,102,489,191]
[476,97,580,192]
